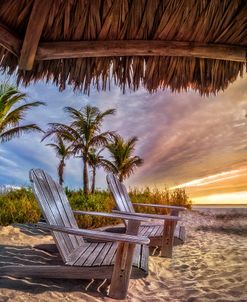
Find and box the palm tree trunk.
[83,158,89,196]
[58,159,65,186]
[91,167,96,194]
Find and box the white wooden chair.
[0,169,150,300]
[107,173,187,258]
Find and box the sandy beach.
[0,209,247,302]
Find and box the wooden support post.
[0,22,21,56]
[19,0,52,70]
[109,220,140,299]
[161,211,178,258]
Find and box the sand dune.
[0,210,247,301]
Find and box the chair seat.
[139,222,185,242]
[66,241,149,274]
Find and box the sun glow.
[171,168,245,189]
[171,167,247,205]
[193,191,247,205]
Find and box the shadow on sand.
[0,244,109,297]
[12,223,50,237]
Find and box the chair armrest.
[132,203,187,211]
[73,210,151,223]
[112,210,180,221]
[36,223,150,245]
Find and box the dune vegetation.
[0,187,191,227]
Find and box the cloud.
[0,73,247,201]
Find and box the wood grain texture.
[109,219,141,299]
[30,169,83,262]
[19,0,52,70]
[161,220,176,258]
[113,210,180,221]
[0,265,113,279]
[107,173,184,258]
[132,203,187,211]
[73,210,151,222]
[36,40,247,62]
[0,22,21,56]
[37,222,150,245]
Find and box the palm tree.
[45,134,73,186]
[43,105,116,196]
[102,135,144,182]
[88,148,104,193]
[0,84,45,142]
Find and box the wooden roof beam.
[36,40,247,63]
[0,21,22,56]
[19,0,52,70]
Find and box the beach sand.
[0,210,247,302]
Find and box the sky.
[0,73,247,205]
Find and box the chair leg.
[161,220,176,258]
[109,220,140,299]
[109,242,136,299]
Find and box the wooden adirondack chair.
[106,173,187,258]
[0,169,150,300]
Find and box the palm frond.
[64,106,85,121]
[42,123,80,142]
[89,131,115,147]
[0,124,44,142]
[95,108,116,125]
[100,159,118,174]
[0,101,45,131]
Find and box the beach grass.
[0,187,191,228]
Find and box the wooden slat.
[30,172,71,261]
[19,0,52,70]
[121,182,135,213]
[149,225,160,237]
[84,243,106,267]
[114,210,181,222]
[140,245,149,273]
[154,225,164,237]
[139,225,159,238]
[114,210,180,221]
[1,265,113,280]
[66,244,90,265]
[41,171,82,249]
[132,244,141,268]
[33,174,74,254]
[49,179,83,247]
[107,174,131,213]
[93,242,113,266]
[102,242,118,266]
[139,226,152,236]
[132,203,187,211]
[37,223,150,245]
[73,210,150,222]
[36,40,247,62]
[0,22,21,56]
[74,243,98,266]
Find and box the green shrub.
[0,188,41,225]
[0,186,191,227]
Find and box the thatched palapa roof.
[0,0,246,95]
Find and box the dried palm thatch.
[0,0,246,95]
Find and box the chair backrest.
[29,169,84,262]
[106,173,135,215]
